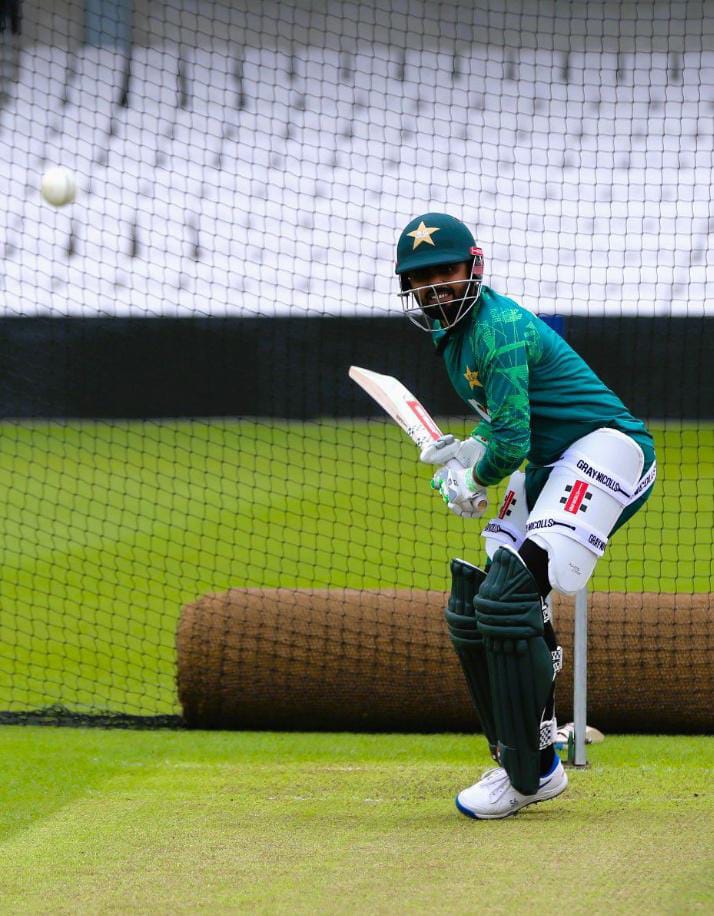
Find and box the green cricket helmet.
[395,212,484,332]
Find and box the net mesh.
[0,0,711,726]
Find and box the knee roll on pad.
[445,558,498,758]
[475,546,556,795]
[525,428,645,594]
[447,557,486,617]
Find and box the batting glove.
[431,465,489,518]
[419,433,486,469]
[420,434,489,518]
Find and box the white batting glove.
[419,433,487,470]
[420,435,489,518]
[430,465,489,518]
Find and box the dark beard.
[421,286,476,328]
[422,299,460,325]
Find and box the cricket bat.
[348,365,488,511]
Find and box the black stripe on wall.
[0,317,709,419]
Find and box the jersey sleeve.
[472,311,537,486]
[469,419,492,443]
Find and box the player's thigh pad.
[525,429,645,594]
[474,546,555,796]
[481,469,529,560]
[444,558,498,756]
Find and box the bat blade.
[348,365,443,450]
[349,365,489,514]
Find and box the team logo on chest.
[561,480,592,514]
[464,366,482,389]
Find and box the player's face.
[406,261,472,325]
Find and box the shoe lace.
[483,767,515,801]
[480,766,509,786]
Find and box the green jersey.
[435,286,654,487]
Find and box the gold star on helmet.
[407,221,440,249]
[464,367,482,389]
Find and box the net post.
[570,586,589,767]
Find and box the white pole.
[572,587,588,766]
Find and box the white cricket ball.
[40,166,76,207]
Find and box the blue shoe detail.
[540,756,560,784]
[455,795,477,819]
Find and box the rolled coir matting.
[176,588,712,733]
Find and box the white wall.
[15,0,710,52]
[2,1,713,317]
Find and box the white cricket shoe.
[455,757,568,820]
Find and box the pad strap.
[628,460,657,505]
[525,513,609,557]
[550,451,657,508]
[481,517,526,551]
[539,716,558,750]
[549,448,636,505]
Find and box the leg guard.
[475,546,556,795]
[525,428,645,594]
[482,469,529,560]
[444,558,498,760]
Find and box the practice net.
[0,0,711,729]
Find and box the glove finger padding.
[423,436,489,518]
[420,434,487,468]
[434,466,489,518]
[449,501,487,519]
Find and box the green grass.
[0,419,711,715]
[0,728,712,913]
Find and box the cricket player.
[395,212,656,819]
